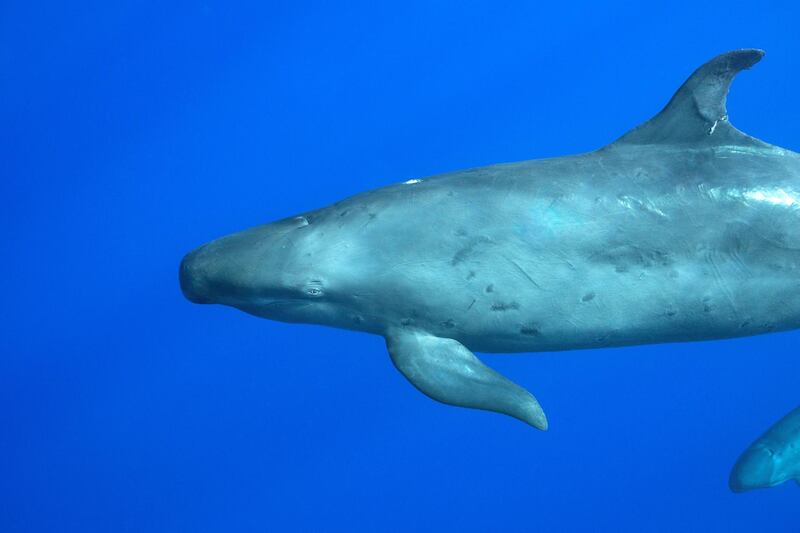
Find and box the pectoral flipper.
[385,328,547,430]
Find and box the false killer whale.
[730,405,800,492]
[181,49,800,431]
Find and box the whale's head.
[728,441,797,492]
[180,208,382,331]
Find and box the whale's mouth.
[259,299,309,309]
[246,297,314,311]
[234,298,315,321]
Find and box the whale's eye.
[304,280,324,297]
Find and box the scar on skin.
[520,324,541,336]
[491,301,519,311]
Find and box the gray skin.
[730,406,800,492]
[180,49,800,431]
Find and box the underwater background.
[3,1,800,531]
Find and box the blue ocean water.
[3,1,800,531]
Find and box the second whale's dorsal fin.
[611,49,768,148]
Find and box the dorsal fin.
[611,49,767,147]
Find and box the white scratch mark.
[503,255,545,291]
[708,115,728,136]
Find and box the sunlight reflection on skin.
[742,187,800,208]
[703,185,800,209]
